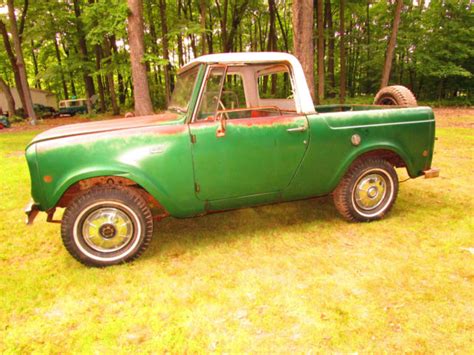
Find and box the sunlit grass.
[0,118,473,352]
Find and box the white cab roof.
[182,52,316,114]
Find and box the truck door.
[189,65,309,201]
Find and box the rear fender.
[329,143,414,191]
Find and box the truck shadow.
[144,195,342,259]
[142,185,447,261]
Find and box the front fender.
[44,164,194,217]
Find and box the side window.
[258,71,293,99]
[196,67,226,121]
[221,74,246,110]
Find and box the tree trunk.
[104,38,120,115]
[110,35,126,105]
[0,20,27,113]
[207,7,214,53]
[276,7,289,52]
[0,77,16,117]
[95,44,106,113]
[325,0,335,97]
[127,0,154,116]
[292,0,315,101]
[53,36,69,99]
[380,0,403,89]
[18,0,28,42]
[7,0,36,124]
[316,0,324,103]
[216,0,249,52]
[30,40,41,89]
[268,0,278,94]
[159,0,171,104]
[200,0,207,55]
[185,0,198,57]
[215,0,228,52]
[339,0,346,104]
[365,0,372,94]
[73,0,95,112]
[176,1,185,66]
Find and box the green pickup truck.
[25,52,439,267]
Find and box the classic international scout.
[25,52,439,267]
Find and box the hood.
[29,112,181,145]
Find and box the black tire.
[374,85,417,106]
[61,186,154,267]
[333,158,399,222]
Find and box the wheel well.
[56,176,167,216]
[353,149,406,168]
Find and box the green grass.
[1,119,473,352]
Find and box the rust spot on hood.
[29,112,182,145]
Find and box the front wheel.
[61,186,154,267]
[333,158,399,222]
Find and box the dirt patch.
[433,107,474,128]
[6,151,24,157]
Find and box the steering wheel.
[216,98,230,121]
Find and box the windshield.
[168,66,200,114]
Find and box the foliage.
[0,0,472,112]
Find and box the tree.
[159,0,172,104]
[215,0,250,52]
[0,20,27,112]
[292,0,315,100]
[316,0,324,103]
[7,0,36,124]
[266,0,278,94]
[200,0,207,55]
[0,0,471,117]
[0,77,16,117]
[127,0,154,116]
[325,0,335,97]
[73,0,95,112]
[380,0,403,89]
[339,0,346,104]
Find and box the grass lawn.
[0,111,473,352]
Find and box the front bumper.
[25,200,40,225]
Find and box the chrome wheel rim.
[354,173,388,211]
[81,207,134,253]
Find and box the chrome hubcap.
[354,173,387,211]
[82,207,134,252]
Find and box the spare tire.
[374,85,417,106]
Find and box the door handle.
[287,126,307,133]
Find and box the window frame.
[256,64,296,103]
[191,64,228,123]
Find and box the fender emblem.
[351,134,361,146]
[149,145,166,154]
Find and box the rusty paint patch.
[43,175,53,183]
[191,115,302,129]
[229,116,302,127]
[155,125,187,135]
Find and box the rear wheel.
[333,158,399,222]
[374,85,417,106]
[61,186,153,267]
